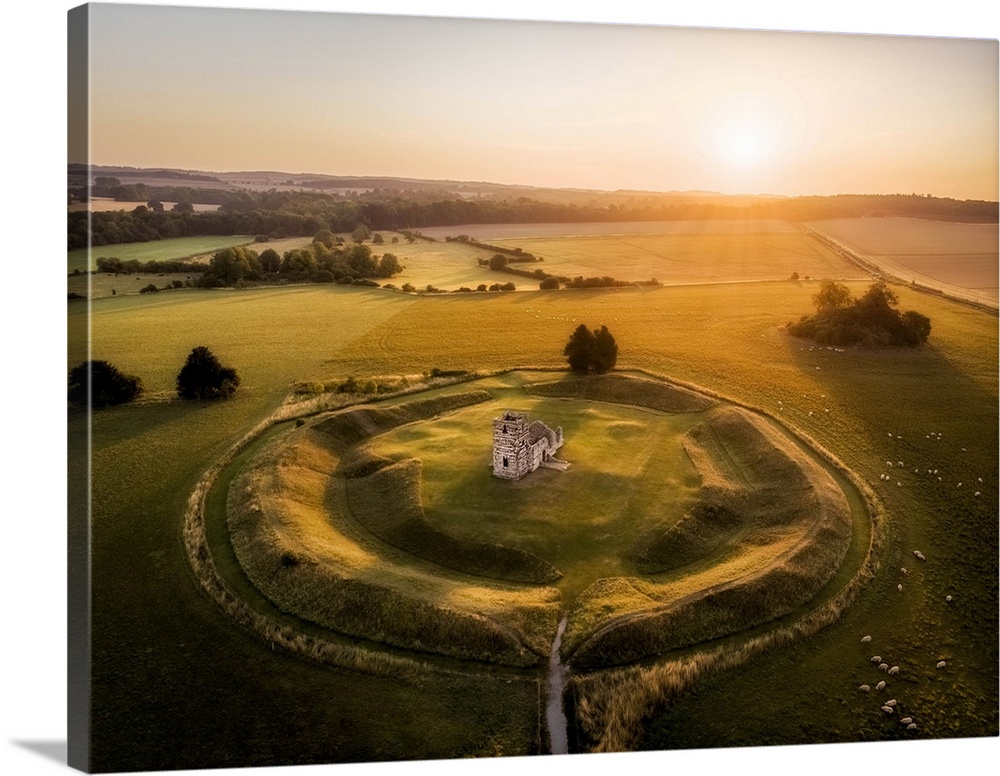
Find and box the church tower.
[492,411,530,479]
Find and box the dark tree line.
[70,192,998,251]
[788,280,932,347]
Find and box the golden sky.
[78,2,998,200]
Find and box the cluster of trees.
[68,347,240,408]
[564,324,619,374]
[97,236,404,289]
[214,241,400,287]
[788,280,932,347]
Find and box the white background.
[2,2,997,775]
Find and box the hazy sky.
[79,2,998,199]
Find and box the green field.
[71,222,998,769]
[67,234,257,273]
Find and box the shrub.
[68,360,143,408]
[139,283,160,294]
[539,277,560,290]
[176,346,240,400]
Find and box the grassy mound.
[565,406,853,668]
[315,390,492,447]
[346,458,562,584]
[527,373,715,414]
[228,427,560,666]
[634,500,743,573]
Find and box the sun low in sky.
[76,4,999,200]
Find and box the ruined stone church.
[492,410,564,480]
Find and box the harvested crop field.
[496,228,861,286]
[808,218,999,302]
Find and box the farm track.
[801,222,999,310]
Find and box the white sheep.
[975,491,981,497]
[900,717,913,725]
[879,663,889,671]
[901,568,907,574]
[886,699,897,707]
[936,660,947,669]
[881,705,894,714]
[871,655,882,663]
[898,584,903,591]
[946,595,953,603]
[907,723,918,731]
[859,684,870,693]
[888,666,899,675]
[861,635,872,643]
[876,680,886,690]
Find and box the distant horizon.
[73,5,999,203]
[76,161,999,203]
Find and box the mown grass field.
[72,222,998,768]
[366,234,500,290]
[67,234,257,273]
[367,392,705,602]
[490,228,865,285]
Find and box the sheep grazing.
[886,699,897,707]
[861,635,872,643]
[859,684,870,693]
[881,705,894,714]
[901,568,907,575]
[946,595,953,603]
[879,663,889,672]
[900,717,913,725]
[898,584,903,592]
[936,661,947,669]
[871,655,882,663]
[975,491,981,497]
[888,666,899,675]
[907,723,918,731]
[876,680,886,690]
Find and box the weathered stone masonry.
[492,410,564,480]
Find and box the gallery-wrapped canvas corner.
[67,3,999,773]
